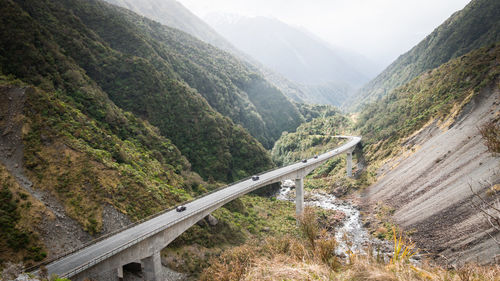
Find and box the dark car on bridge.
[176,206,186,212]
[301,159,307,163]
[252,175,259,181]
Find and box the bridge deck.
[43,136,361,277]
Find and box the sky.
[176,0,471,69]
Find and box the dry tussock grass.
[200,206,500,280]
[199,244,255,281]
[244,255,333,281]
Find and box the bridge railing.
[24,147,320,274]
[60,160,307,278]
[26,137,358,276]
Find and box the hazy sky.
[177,0,471,68]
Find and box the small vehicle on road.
[314,155,318,159]
[252,175,260,181]
[176,205,186,212]
[301,159,307,163]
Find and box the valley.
[0,0,499,280]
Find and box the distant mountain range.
[348,0,500,110]
[206,14,377,106]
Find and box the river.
[278,180,391,257]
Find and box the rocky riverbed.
[278,180,394,259]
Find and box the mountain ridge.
[348,0,500,110]
[205,14,374,106]
[102,0,315,107]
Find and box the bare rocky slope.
[363,81,500,264]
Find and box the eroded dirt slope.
[364,81,500,264]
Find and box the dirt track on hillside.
[363,81,500,265]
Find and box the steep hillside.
[0,75,199,262]
[103,0,236,53]
[101,0,314,106]
[271,42,500,263]
[0,0,281,182]
[0,78,297,269]
[350,0,500,110]
[357,43,500,162]
[101,0,305,145]
[206,15,373,106]
[358,43,500,263]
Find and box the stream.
[278,180,391,257]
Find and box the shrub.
[479,119,500,154]
[297,206,319,251]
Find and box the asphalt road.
[44,136,361,277]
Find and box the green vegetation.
[162,194,299,277]
[271,106,375,195]
[271,111,352,166]
[21,83,197,229]
[0,165,46,265]
[295,103,341,122]
[356,43,500,162]
[352,0,500,110]
[0,0,299,267]
[0,0,287,182]
[0,76,278,266]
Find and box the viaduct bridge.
[36,136,361,281]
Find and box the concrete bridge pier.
[295,177,304,216]
[141,252,162,281]
[117,266,123,280]
[346,152,353,178]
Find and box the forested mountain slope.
[271,106,352,166]
[349,0,500,110]
[76,0,303,149]
[103,0,236,54]
[0,0,288,182]
[102,0,315,106]
[0,0,302,265]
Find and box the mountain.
[0,0,302,265]
[358,42,500,264]
[271,110,352,166]
[102,0,313,108]
[97,0,304,150]
[206,14,374,106]
[0,0,309,184]
[103,0,236,53]
[349,0,500,110]
[271,42,500,263]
